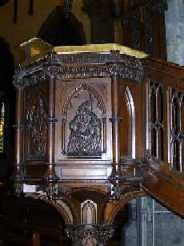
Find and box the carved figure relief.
[61,83,106,158]
[67,100,101,156]
[25,84,48,160]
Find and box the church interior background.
[0,0,184,245]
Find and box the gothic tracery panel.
[81,200,97,225]
[119,85,136,160]
[169,89,184,172]
[147,81,164,160]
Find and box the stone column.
[165,0,184,65]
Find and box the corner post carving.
[110,62,121,166]
[46,70,58,181]
[109,61,122,199]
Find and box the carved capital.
[66,224,114,246]
[13,67,50,88]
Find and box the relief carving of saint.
[67,100,101,156]
[26,97,48,159]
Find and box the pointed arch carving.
[81,199,97,225]
[63,83,106,115]
[124,86,136,159]
[169,88,184,172]
[119,86,136,160]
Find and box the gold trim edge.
[17,37,148,64]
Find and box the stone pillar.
[66,224,114,246]
[165,0,184,65]
[83,0,115,43]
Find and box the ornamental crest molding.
[13,52,145,88]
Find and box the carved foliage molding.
[13,65,50,88]
[13,52,145,89]
[66,224,114,246]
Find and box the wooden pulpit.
[12,38,184,245]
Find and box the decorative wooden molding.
[13,52,145,88]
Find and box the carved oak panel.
[24,81,49,161]
[55,77,113,178]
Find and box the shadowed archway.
[38,5,86,46]
[1,196,72,246]
[0,37,15,178]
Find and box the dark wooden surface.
[3,47,184,245]
[13,50,184,213]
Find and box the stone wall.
[165,0,184,65]
[121,197,184,246]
